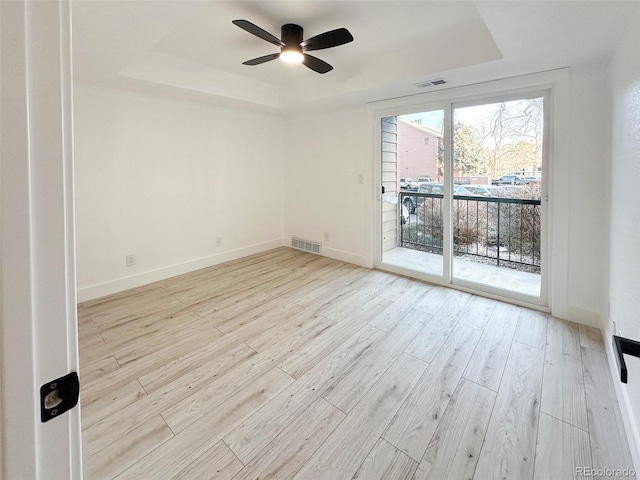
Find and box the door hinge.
[40,372,79,422]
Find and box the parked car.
[521,176,541,185]
[491,175,529,185]
[400,178,418,190]
[402,183,472,213]
[464,185,504,197]
[416,176,436,185]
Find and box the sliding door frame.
[373,84,553,310]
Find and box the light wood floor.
[78,247,634,480]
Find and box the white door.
[1,1,82,479]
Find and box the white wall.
[74,85,284,300]
[606,5,640,468]
[283,68,612,326]
[284,107,372,267]
[566,62,612,322]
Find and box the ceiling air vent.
[415,79,447,88]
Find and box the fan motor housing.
[281,24,303,47]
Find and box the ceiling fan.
[232,19,353,74]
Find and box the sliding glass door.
[378,92,548,304]
[381,111,447,278]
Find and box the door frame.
[448,89,550,307]
[1,1,82,478]
[372,77,562,311]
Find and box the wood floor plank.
[81,379,146,428]
[514,308,548,350]
[244,311,333,353]
[137,337,257,394]
[86,291,183,327]
[533,413,591,480]
[458,295,497,331]
[383,325,482,461]
[81,321,224,406]
[210,292,301,337]
[579,324,604,352]
[232,397,345,480]
[110,313,220,366]
[79,355,120,385]
[473,341,545,480]
[352,438,418,480]
[78,316,101,339]
[546,315,581,357]
[190,286,277,320]
[168,276,242,305]
[277,313,377,379]
[315,287,390,321]
[114,368,293,479]
[582,346,635,474]
[83,343,258,455]
[404,290,473,363]
[84,415,173,480]
[290,279,359,310]
[322,309,430,413]
[367,286,426,332]
[540,342,588,431]
[377,276,426,303]
[99,307,204,346]
[173,441,243,480]
[463,302,520,391]
[292,353,428,480]
[161,312,337,433]
[223,325,386,464]
[414,379,496,480]
[413,284,455,316]
[81,286,172,313]
[273,277,333,305]
[78,332,105,351]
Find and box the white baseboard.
[604,329,640,471]
[321,246,372,268]
[77,239,286,302]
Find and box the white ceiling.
[72,1,639,114]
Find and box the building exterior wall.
[382,117,399,253]
[397,120,440,182]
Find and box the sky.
[399,97,544,149]
[399,103,499,134]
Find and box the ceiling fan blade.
[233,19,285,48]
[301,28,353,51]
[242,53,280,66]
[302,53,333,74]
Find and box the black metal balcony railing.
[400,191,542,273]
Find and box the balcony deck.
[383,246,541,297]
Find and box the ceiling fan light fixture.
[233,20,352,74]
[280,48,304,64]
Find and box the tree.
[453,122,489,176]
[500,140,540,175]
[473,98,544,178]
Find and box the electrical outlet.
[324,232,330,242]
[357,174,364,184]
[126,254,136,267]
[216,237,222,248]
